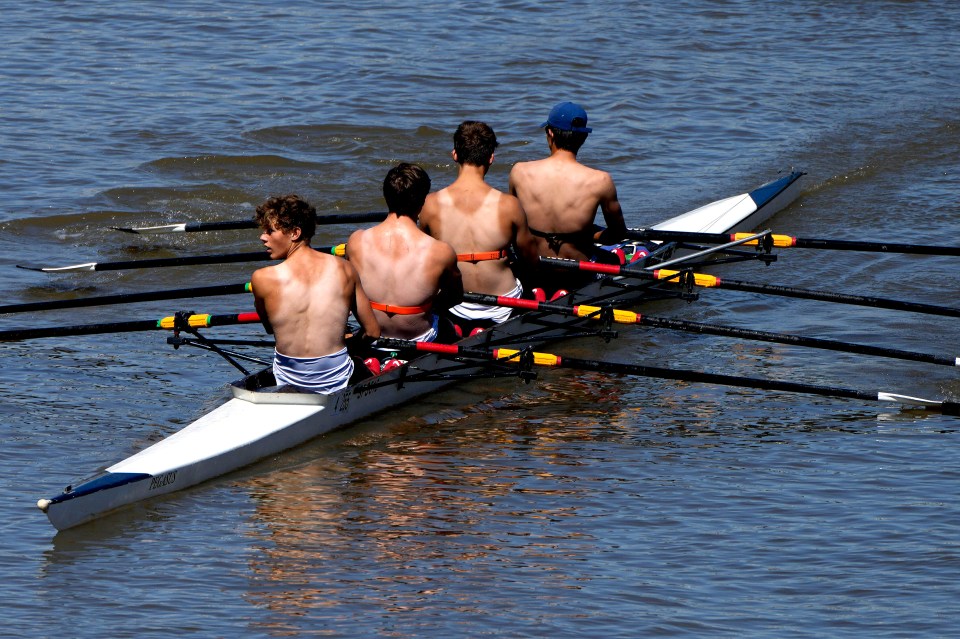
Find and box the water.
[2,1,960,637]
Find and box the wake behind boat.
[37,171,805,531]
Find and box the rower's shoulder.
[496,188,524,218]
[331,251,361,284]
[345,226,370,252]
[420,189,444,223]
[573,163,616,196]
[346,226,366,244]
[250,263,271,285]
[250,259,287,293]
[426,232,459,263]
[508,158,543,177]
[508,159,547,196]
[587,163,615,181]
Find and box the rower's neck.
[387,211,420,226]
[283,239,309,259]
[456,163,489,183]
[549,146,578,161]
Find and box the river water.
[2,1,959,637]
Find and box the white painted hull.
[653,171,805,234]
[39,171,805,531]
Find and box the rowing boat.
[37,170,805,531]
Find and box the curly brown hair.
[254,194,317,241]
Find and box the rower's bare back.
[510,158,613,258]
[256,252,354,358]
[424,188,518,294]
[348,219,449,338]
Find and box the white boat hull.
[39,171,805,531]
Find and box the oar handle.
[538,257,723,287]
[538,256,624,275]
[461,292,642,324]
[158,312,261,329]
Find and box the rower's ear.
[290,226,302,241]
[451,149,458,163]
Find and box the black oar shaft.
[0,283,250,315]
[640,316,957,367]
[0,312,259,342]
[717,278,960,319]
[462,292,955,367]
[559,356,875,401]
[540,257,960,317]
[553,357,923,409]
[375,338,960,414]
[539,258,960,320]
[184,220,260,232]
[21,245,342,272]
[792,237,960,256]
[89,251,268,271]
[180,212,385,231]
[0,320,165,341]
[114,211,386,234]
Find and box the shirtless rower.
[508,101,628,297]
[420,121,538,334]
[346,163,462,350]
[251,194,380,393]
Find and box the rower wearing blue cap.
[541,101,593,133]
[509,101,627,298]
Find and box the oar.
[541,257,960,319]
[0,311,260,342]
[18,245,346,273]
[111,211,386,234]
[0,282,252,315]
[625,228,960,256]
[376,338,960,415]
[462,293,960,368]
[23,243,509,274]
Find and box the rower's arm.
[250,269,274,335]
[418,193,438,236]
[511,200,540,268]
[507,165,522,198]
[434,245,464,311]
[350,267,381,341]
[594,176,627,245]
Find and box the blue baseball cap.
[541,102,592,133]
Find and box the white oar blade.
[110,223,188,234]
[17,262,98,273]
[877,392,945,409]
